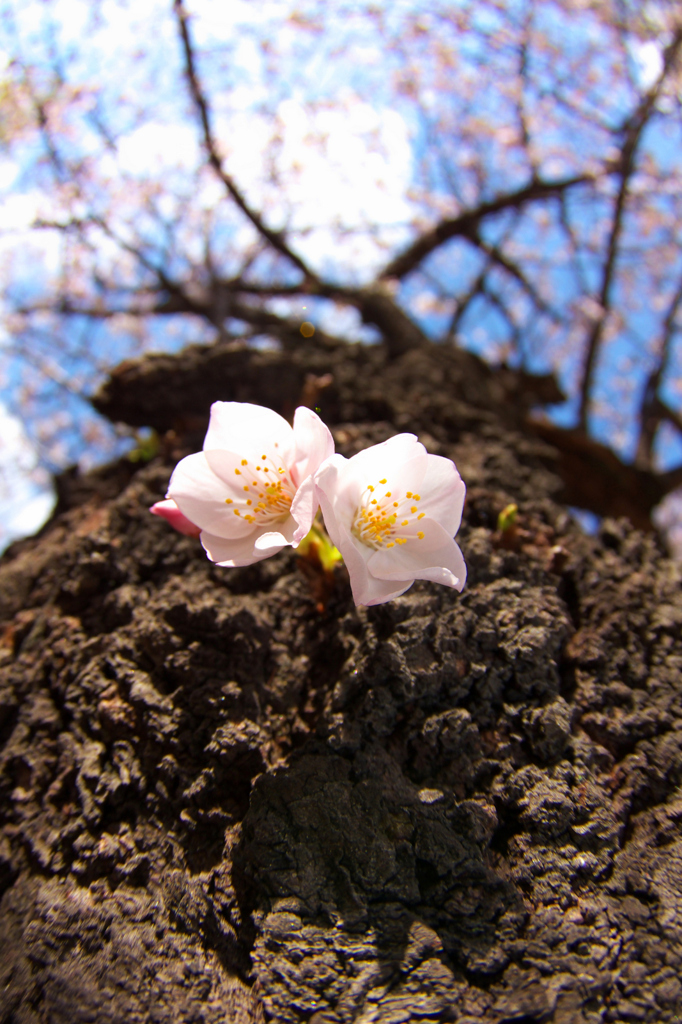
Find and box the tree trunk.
[1,340,681,1023]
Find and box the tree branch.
[577,25,682,432]
[473,235,562,323]
[173,0,316,283]
[378,172,595,282]
[660,461,682,497]
[635,272,682,468]
[441,265,489,344]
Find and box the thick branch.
[21,288,343,353]
[531,419,682,529]
[660,461,682,496]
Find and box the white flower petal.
[368,519,467,591]
[168,453,254,539]
[291,406,335,486]
[413,456,466,535]
[203,448,253,488]
[315,448,425,527]
[290,475,317,543]
[204,401,295,463]
[314,454,357,540]
[256,515,296,550]
[363,579,414,605]
[316,462,414,605]
[200,526,287,566]
[335,520,412,605]
[341,433,424,484]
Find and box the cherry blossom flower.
[314,433,466,606]
[164,402,334,566]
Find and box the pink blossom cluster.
[151,402,466,607]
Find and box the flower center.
[225,452,295,525]
[351,478,425,549]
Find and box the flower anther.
[166,402,334,566]
[314,433,466,606]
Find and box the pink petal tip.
[150,499,201,537]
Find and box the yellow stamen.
[418,531,424,539]
[418,512,425,520]
[413,494,421,501]
[351,479,425,551]
[224,452,295,529]
[406,491,412,498]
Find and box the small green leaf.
[497,503,518,533]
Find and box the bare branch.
[515,4,537,173]
[657,397,682,437]
[473,235,562,323]
[577,25,682,432]
[173,0,317,284]
[378,172,596,282]
[18,287,340,352]
[635,272,682,469]
[481,282,524,355]
[441,266,489,344]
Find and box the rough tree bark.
[1,339,681,1023]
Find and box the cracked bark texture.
[1,340,681,1023]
